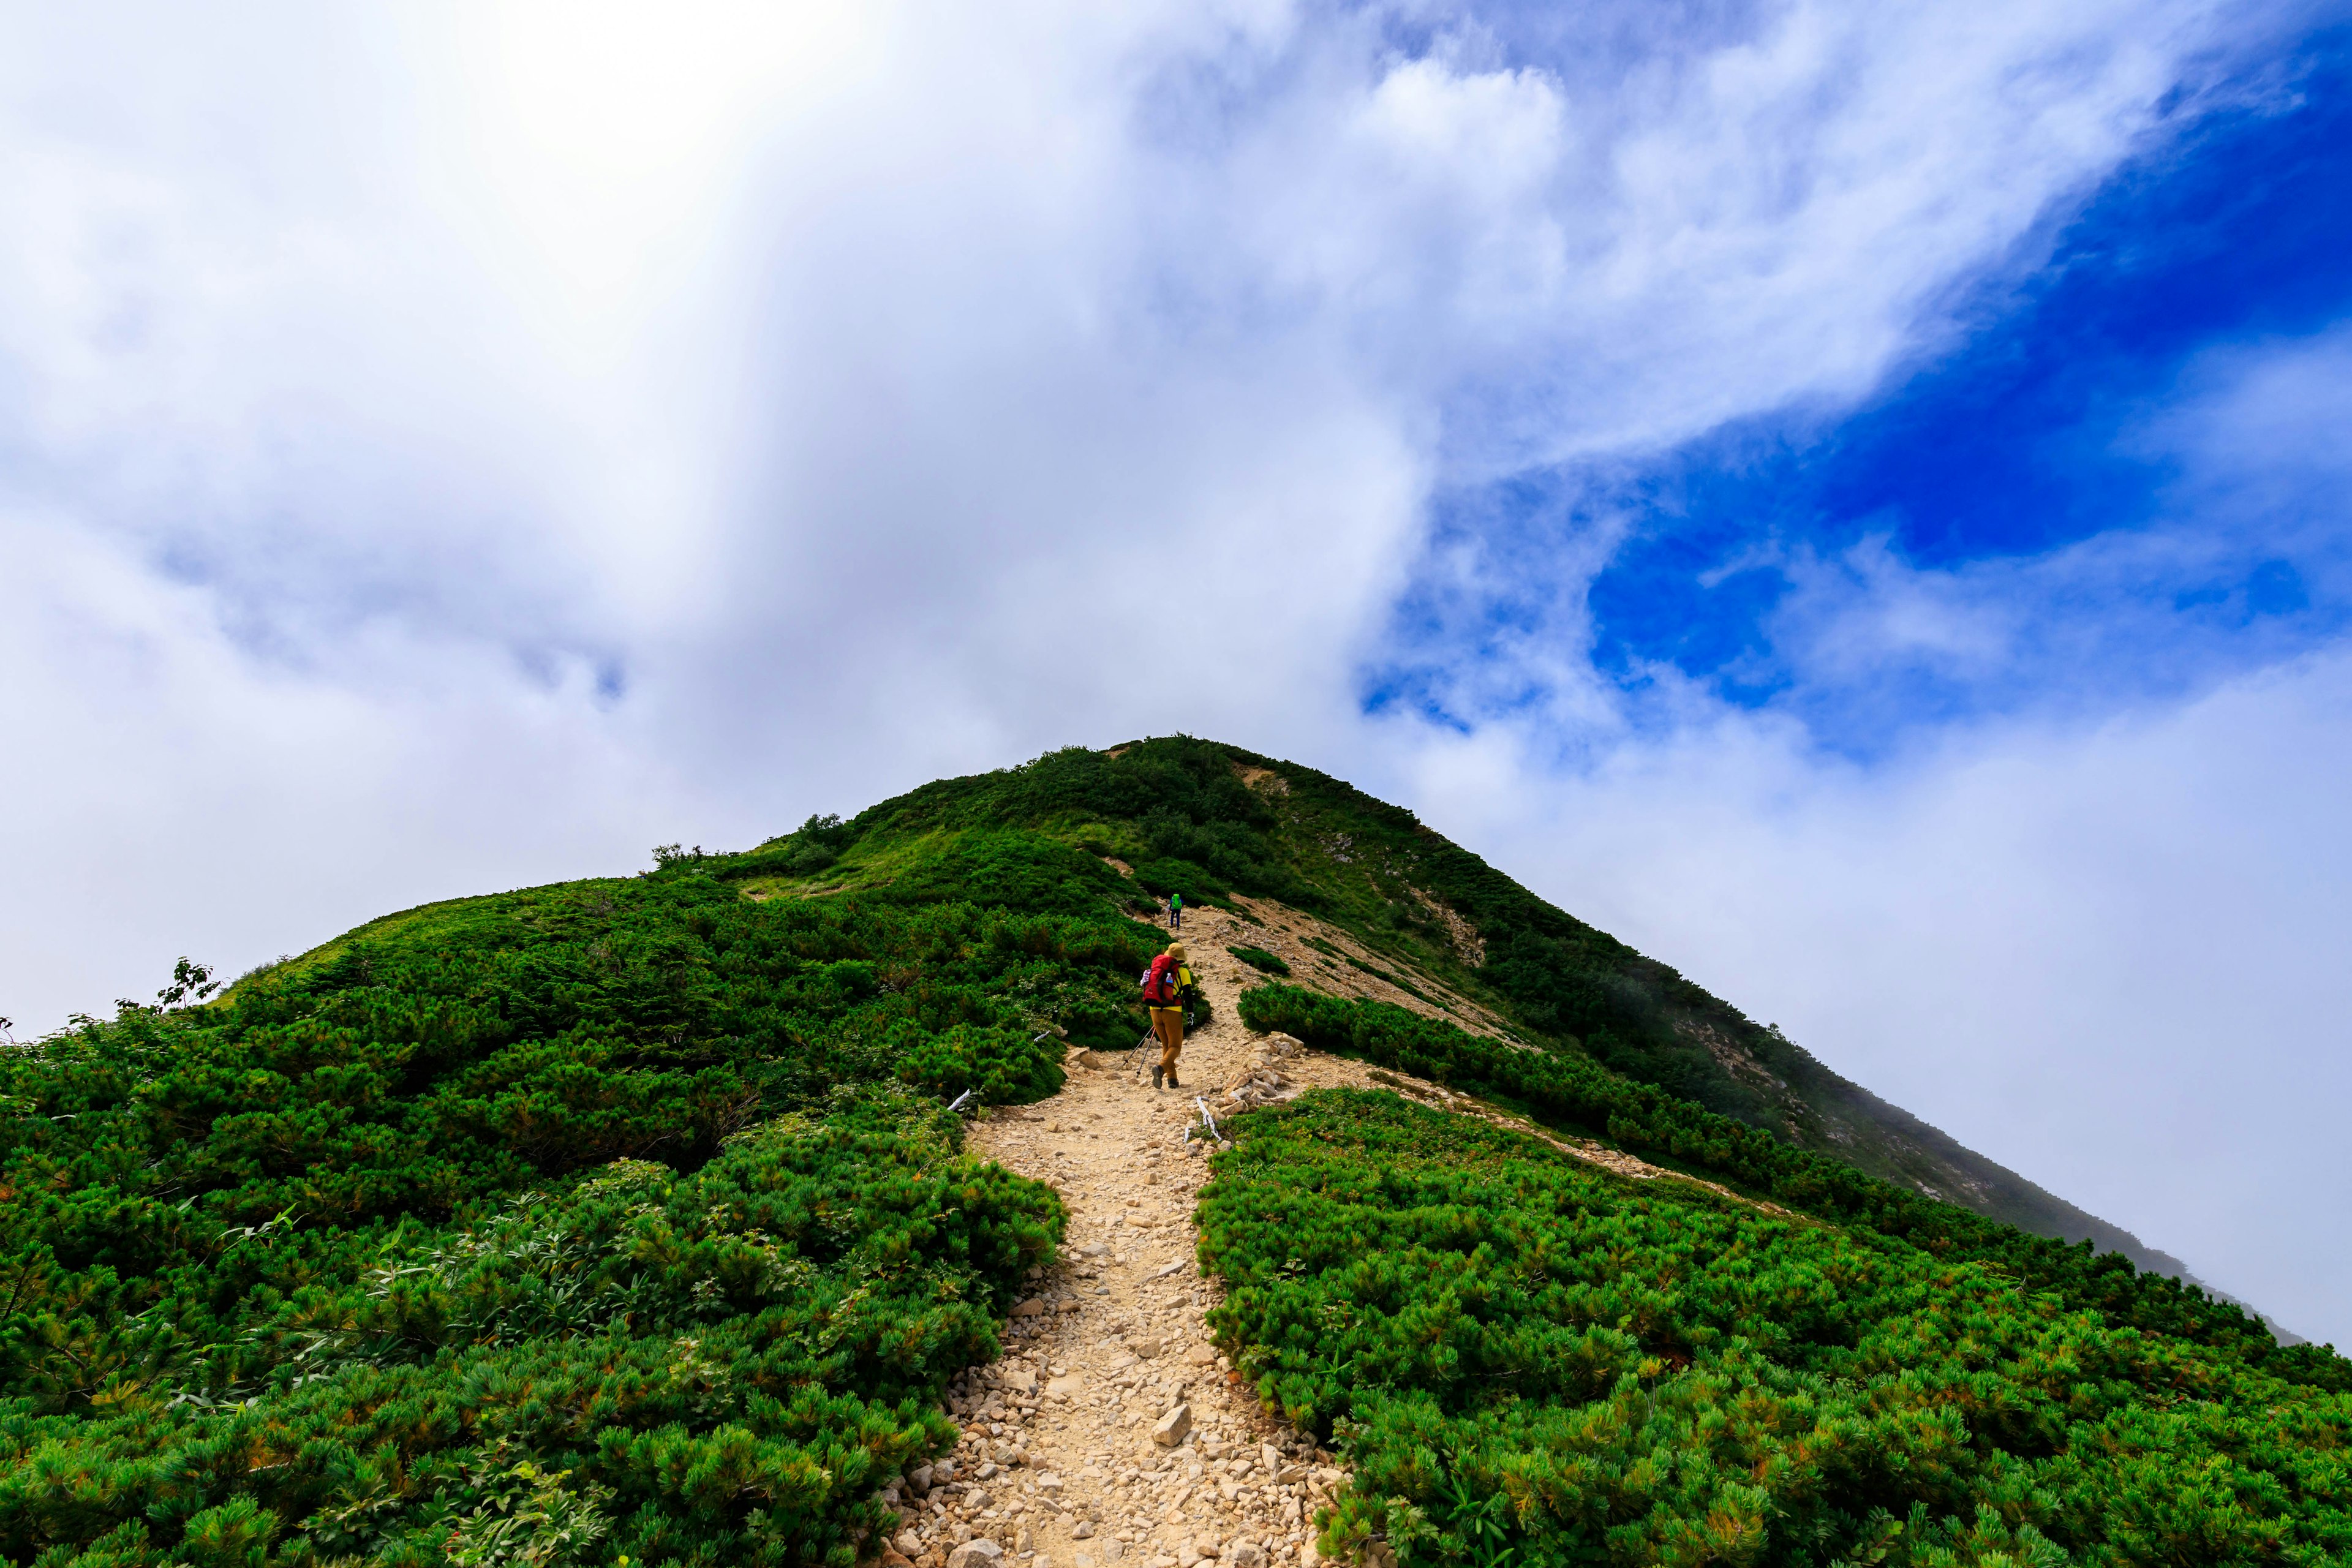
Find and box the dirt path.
[884,906,1345,1568]
[881,902,1773,1568]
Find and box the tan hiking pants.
[1151,1006,1183,1070]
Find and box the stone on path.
[1153,1403,1193,1447]
[947,1542,1003,1568]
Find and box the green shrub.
[1200,1091,2352,1568]
[894,1021,1064,1102]
[0,846,1161,1568]
[1235,983,2342,1382]
[1226,946,1291,978]
[0,1090,1060,1568]
[1131,858,1228,906]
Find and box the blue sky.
[2,1,2349,1342]
[1385,29,2352,751]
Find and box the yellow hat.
[1166,942,1188,961]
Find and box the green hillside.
[1,736,2343,1568]
[729,739,2215,1280]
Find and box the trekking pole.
[946,1090,976,1115]
[1195,1098,1220,1144]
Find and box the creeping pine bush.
[0,837,1164,1568]
[1225,946,1292,978]
[1201,1091,2352,1568]
[0,1091,1060,1568]
[1235,984,2348,1388]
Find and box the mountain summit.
[775,736,2180,1275]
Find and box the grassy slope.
[750,737,2202,1292]
[0,833,1158,1568]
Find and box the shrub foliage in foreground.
[1200,1090,2351,1567]
[0,1092,1060,1568]
[1235,984,2346,1387]
[0,839,1161,1568]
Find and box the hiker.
[1169,891,1184,931]
[1142,941,1195,1090]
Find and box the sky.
[1,1,2348,1343]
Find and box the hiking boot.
[1152,1066,1164,1090]
[1166,1072,1181,1089]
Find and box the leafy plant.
[445,1461,613,1568]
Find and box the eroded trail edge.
[884,907,1343,1568]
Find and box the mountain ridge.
[736,735,2214,1305]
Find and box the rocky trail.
[880,901,1740,1568]
[880,905,1360,1568]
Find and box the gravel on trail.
[881,905,1354,1568]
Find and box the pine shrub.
[1200,1091,2352,1567]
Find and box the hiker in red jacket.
[1142,942,1194,1090]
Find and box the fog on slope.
[1399,650,2352,1348]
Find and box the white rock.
[1153,1404,1193,1447]
[948,1542,1004,1568]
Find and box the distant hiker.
[1169,891,1184,931]
[1141,941,1195,1090]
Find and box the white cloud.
[0,505,696,1029]
[1398,647,2352,1345]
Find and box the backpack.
[1139,954,1178,1005]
